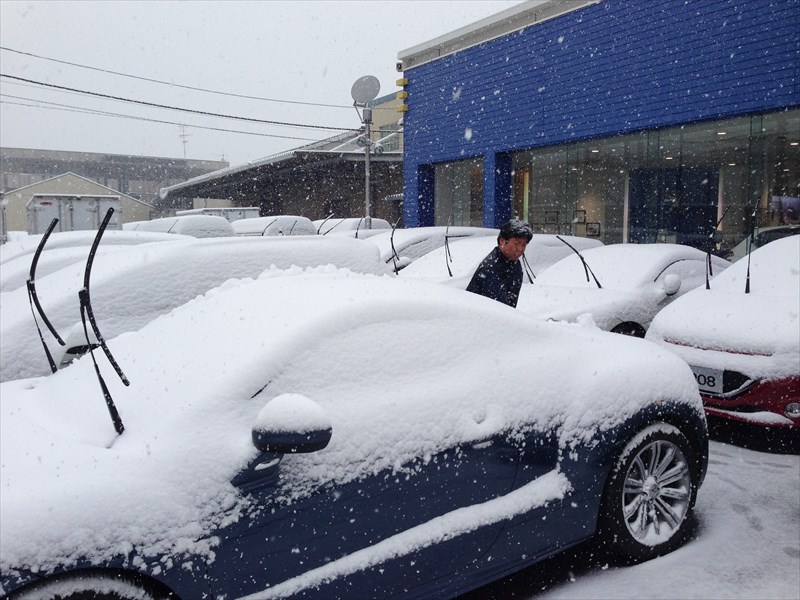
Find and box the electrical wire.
[0,96,320,142]
[0,73,357,132]
[0,45,352,109]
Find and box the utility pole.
[351,76,381,229]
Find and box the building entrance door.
[629,167,718,250]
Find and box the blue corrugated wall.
[402,0,800,227]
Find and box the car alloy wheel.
[599,422,698,562]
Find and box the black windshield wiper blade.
[556,235,602,288]
[316,213,334,235]
[705,205,730,289]
[390,217,402,274]
[744,203,759,294]
[79,208,128,436]
[26,218,65,373]
[521,254,536,283]
[444,214,453,277]
[355,217,364,239]
[260,217,278,236]
[323,217,346,236]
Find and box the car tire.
[597,422,698,564]
[11,572,165,600]
[610,322,646,337]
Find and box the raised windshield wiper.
[316,213,334,235]
[260,217,278,236]
[744,204,760,294]
[79,208,129,436]
[556,235,602,289]
[354,217,364,239]
[323,217,346,236]
[444,214,453,277]
[705,206,730,290]
[389,217,402,274]
[521,254,536,284]
[26,218,65,373]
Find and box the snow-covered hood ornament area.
[0,267,704,584]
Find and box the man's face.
[498,236,529,261]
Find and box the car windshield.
[757,227,799,246]
[537,243,710,290]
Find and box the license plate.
[691,366,724,395]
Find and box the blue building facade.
[399,0,799,249]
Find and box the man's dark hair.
[499,219,533,242]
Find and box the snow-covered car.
[399,234,603,289]
[231,215,316,236]
[0,269,708,599]
[517,243,731,337]
[646,235,799,430]
[0,235,388,382]
[123,215,235,238]
[0,230,192,293]
[726,224,800,261]
[367,226,499,271]
[313,216,391,238]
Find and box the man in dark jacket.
[466,219,533,307]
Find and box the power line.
[0,45,352,110]
[0,73,358,132]
[0,96,319,142]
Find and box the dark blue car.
[0,272,708,599]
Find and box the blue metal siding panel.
[403,0,800,170]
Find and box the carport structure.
[158,130,404,226]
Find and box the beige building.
[2,172,153,234]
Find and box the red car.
[646,235,800,430]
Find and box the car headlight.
[785,403,800,419]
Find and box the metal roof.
[398,0,600,70]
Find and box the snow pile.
[0,268,702,578]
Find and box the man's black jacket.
[466,246,523,308]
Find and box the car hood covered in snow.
[517,284,661,330]
[646,236,800,380]
[0,268,703,578]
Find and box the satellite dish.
[351,75,381,105]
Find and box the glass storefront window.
[434,158,483,226]
[510,109,799,252]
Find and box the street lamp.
[351,75,381,229]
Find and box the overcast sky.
[0,0,521,166]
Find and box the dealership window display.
[509,110,799,251]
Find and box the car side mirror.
[252,393,332,454]
[662,274,681,296]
